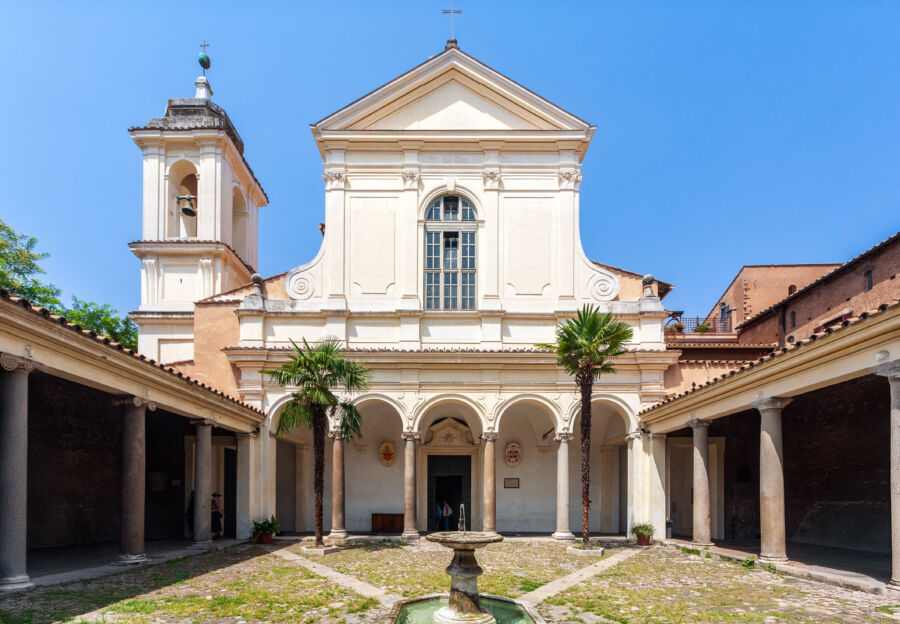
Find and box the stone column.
[235,433,256,540]
[552,433,575,540]
[191,420,213,550]
[401,432,419,540]
[878,361,900,590]
[329,432,347,539]
[753,398,791,563]
[0,354,35,591]
[115,397,154,564]
[482,432,499,534]
[689,419,712,546]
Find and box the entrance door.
[224,448,237,539]
[427,455,472,531]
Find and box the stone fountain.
[388,505,541,624]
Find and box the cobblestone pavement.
[2,540,899,623]
[538,547,900,624]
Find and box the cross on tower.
[200,40,210,54]
[442,2,462,41]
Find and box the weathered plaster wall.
[188,303,242,397]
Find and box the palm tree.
[538,305,633,546]
[263,337,371,547]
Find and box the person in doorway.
[441,500,452,531]
[434,502,443,532]
[211,493,224,540]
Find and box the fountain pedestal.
[426,532,503,624]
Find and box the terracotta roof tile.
[0,289,264,416]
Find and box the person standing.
[441,500,452,531]
[211,493,224,540]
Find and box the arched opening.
[570,399,632,535]
[417,398,484,532]
[231,187,249,262]
[168,161,198,239]
[267,403,315,535]
[424,194,477,310]
[494,398,559,532]
[344,398,405,532]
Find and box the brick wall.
[28,373,122,549]
[711,411,761,541]
[740,234,900,346]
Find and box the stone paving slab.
[268,545,404,606]
[518,546,644,605]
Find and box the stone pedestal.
[552,433,575,540]
[753,398,791,563]
[427,532,503,624]
[482,433,498,534]
[329,433,347,540]
[690,419,712,546]
[116,397,153,564]
[401,432,419,540]
[878,362,900,591]
[0,355,34,591]
[191,421,213,550]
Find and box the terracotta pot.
[260,533,273,544]
[636,534,651,546]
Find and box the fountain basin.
[389,594,543,624]
[425,532,504,623]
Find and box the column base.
[113,553,148,566]
[401,530,420,541]
[758,554,788,564]
[0,576,33,592]
[327,530,348,541]
[552,531,576,541]
[189,540,213,551]
[885,580,900,593]
[690,541,713,548]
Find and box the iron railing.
[665,316,732,335]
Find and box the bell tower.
[129,50,267,362]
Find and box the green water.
[395,598,534,624]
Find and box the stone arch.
[412,394,485,437]
[494,394,562,432]
[418,185,483,220]
[566,393,636,435]
[352,393,407,428]
[166,159,199,239]
[264,394,314,444]
[231,185,249,261]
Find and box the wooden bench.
[371,513,404,533]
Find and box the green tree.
[263,338,371,547]
[0,217,61,308]
[538,305,633,546]
[0,217,137,350]
[64,296,138,351]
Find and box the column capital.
[751,397,792,412]
[687,418,710,430]
[0,353,35,374]
[481,432,500,441]
[401,431,420,441]
[191,418,214,427]
[554,431,573,442]
[328,430,346,441]
[235,432,257,439]
[876,360,900,380]
[647,432,667,440]
[113,395,156,411]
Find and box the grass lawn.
[0,544,378,624]
[291,538,602,599]
[539,547,898,624]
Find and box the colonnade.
[0,355,254,592]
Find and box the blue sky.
[1,1,898,316]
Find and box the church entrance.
[428,455,471,531]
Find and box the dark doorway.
[224,448,237,539]
[427,455,471,531]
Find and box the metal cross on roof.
[442,2,462,41]
[200,40,210,54]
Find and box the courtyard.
[1,539,898,624]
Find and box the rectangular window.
[443,271,458,309]
[461,232,475,269]
[444,196,459,221]
[425,272,440,309]
[461,271,475,309]
[865,270,873,291]
[426,232,440,270]
[443,233,459,269]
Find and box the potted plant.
[667,322,685,333]
[630,523,655,546]
[695,322,710,333]
[252,515,280,544]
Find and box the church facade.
[129,43,678,539]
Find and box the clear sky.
[1,1,898,317]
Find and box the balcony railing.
[665,316,732,335]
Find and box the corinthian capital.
[483,169,501,190]
[0,353,36,373]
[322,170,347,191]
[558,169,583,190]
[402,169,420,190]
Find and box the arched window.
[168,161,198,239]
[424,195,476,310]
[788,284,797,296]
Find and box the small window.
[864,270,873,291]
[788,284,797,296]
[790,310,796,329]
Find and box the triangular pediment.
[314,47,590,133]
